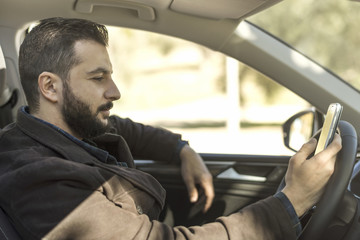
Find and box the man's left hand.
[179,144,214,213]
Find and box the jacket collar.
[15,107,166,207]
[17,107,98,165]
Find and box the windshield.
[249,0,360,91]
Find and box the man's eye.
[92,77,104,81]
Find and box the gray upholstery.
[0,45,11,107]
[0,44,17,128]
[0,45,21,239]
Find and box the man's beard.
[61,83,113,139]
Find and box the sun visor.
[170,0,283,19]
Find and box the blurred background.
[106,0,360,156]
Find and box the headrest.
[0,45,11,107]
[0,45,5,92]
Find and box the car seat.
[0,46,22,239]
[0,44,17,128]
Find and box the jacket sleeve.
[108,115,182,162]
[49,191,297,240]
[47,195,297,240]
[4,157,297,240]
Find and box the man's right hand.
[282,134,342,216]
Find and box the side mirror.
[282,108,323,152]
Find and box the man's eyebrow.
[86,67,112,75]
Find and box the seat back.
[0,45,11,107]
[0,44,16,128]
[0,46,21,239]
[0,207,21,240]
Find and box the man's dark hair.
[19,17,109,113]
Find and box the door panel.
[135,153,290,226]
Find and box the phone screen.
[314,103,343,155]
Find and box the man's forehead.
[72,40,112,73]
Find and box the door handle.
[216,167,267,182]
[75,0,156,21]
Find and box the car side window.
[108,26,310,155]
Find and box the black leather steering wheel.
[278,121,358,240]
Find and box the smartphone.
[314,103,343,155]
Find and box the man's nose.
[105,79,121,101]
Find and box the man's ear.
[38,72,62,103]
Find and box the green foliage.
[249,0,360,89]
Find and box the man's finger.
[185,179,199,203]
[296,138,317,158]
[313,134,342,164]
[320,134,342,155]
[201,179,215,213]
[289,138,317,167]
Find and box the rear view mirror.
[282,108,323,152]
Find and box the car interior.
[0,45,17,129]
[0,45,22,240]
[2,0,360,240]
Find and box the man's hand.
[179,144,215,213]
[282,134,342,216]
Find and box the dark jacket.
[0,108,297,240]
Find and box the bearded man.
[0,17,341,240]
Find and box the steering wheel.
[278,121,358,240]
